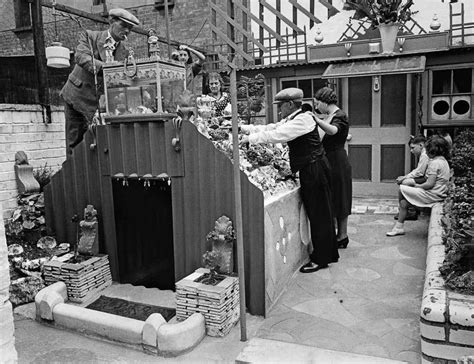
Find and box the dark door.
[112,178,175,290]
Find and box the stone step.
[236,338,407,364]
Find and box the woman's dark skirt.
[326,148,352,219]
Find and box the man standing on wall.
[60,8,139,156]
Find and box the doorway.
[112,178,175,290]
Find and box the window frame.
[428,64,474,125]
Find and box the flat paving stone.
[257,212,428,363]
[371,246,412,260]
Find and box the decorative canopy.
[322,55,426,78]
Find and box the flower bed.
[421,130,474,363]
[439,130,474,294]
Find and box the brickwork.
[0,104,66,217]
[0,0,227,58]
[421,203,474,363]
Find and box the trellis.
[338,17,427,43]
[207,0,339,69]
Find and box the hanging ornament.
[314,28,324,44]
[45,1,70,68]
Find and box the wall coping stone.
[0,104,64,112]
[421,203,474,362]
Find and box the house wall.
[0,104,66,218]
[0,0,225,58]
[239,64,414,198]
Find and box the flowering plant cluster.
[344,0,416,28]
[439,130,474,294]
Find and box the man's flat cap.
[109,8,139,27]
[273,88,304,104]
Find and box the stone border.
[35,282,205,357]
[421,203,474,363]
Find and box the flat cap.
[109,8,139,27]
[273,88,304,104]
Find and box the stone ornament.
[77,205,99,256]
[14,151,40,194]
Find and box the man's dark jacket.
[60,30,127,121]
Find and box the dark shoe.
[299,262,329,273]
[337,237,349,249]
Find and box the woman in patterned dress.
[207,72,231,117]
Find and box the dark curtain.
[112,179,175,290]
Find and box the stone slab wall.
[264,188,307,315]
[0,202,18,363]
[421,203,474,363]
[0,104,66,218]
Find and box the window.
[348,77,372,126]
[14,0,31,29]
[280,77,334,107]
[381,74,406,126]
[431,68,473,122]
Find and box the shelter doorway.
[112,178,175,290]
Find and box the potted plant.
[344,0,416,53]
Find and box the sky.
[248,0,474,47]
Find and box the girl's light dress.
[400,156,450,208]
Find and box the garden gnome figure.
[77,205,99,255]
[147,28,161,59]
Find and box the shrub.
[33,163,54,192]
[440,129,474,294]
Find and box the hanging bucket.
[46,42,70,68]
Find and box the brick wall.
[0,104,66,218]
[0,0,224,58]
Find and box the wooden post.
[31,0,51,123]
[164,0,171,58]
[230,64,247,342]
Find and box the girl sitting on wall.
[387,136,451,237]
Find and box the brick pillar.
[0,202,18,363]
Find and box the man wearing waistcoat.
[240,87,339,273]
[60,8,139,156]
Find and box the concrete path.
[13,199,428,363]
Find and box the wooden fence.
[44,115,266,316]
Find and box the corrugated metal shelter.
[44,114,265,315]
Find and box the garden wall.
[0,201,18,363]
[0,104,66,217]
[421,203,474,363]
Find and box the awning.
[322,55,426,79]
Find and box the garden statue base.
[43,254,112,303]
[175,268,239,337]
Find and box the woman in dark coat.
[313,87,352,249]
